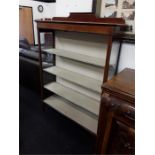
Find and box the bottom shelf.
[44,95,98,134]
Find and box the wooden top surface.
[36,13,127,27]
[102,68,135,103]
[36,13,130,36]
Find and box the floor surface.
[19,85,96,154]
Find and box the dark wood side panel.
[97,93,135,154]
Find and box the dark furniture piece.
[19,38,54,92]
[97,68,135,154]
[19,56,41,92]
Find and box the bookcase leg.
[115,40,122,75]
[103,36,113,83]
[37,29,44,102]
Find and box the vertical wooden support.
[96,94,115,154]
[52,31,56,66]
[37,29,44,101]
[103,35,113,83]
[38,30,56,110]
[115,40,122,75]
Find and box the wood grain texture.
[97,68,135,154]
[102,68,135,103]
[39,13,126,25]
[19,7,34,45]
[36,13,128,35]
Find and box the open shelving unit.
[43,47,102,133]
[36,13,127,134]
[44,82,100,116]
[44,48,113,67]
[44,66,102,93]
[44,95,98,133]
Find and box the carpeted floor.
[19,85,96,154]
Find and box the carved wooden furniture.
[97,68,135,154]
[36,13,128,134]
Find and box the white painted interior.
[57,77,101,102]
[51,32,119,132]
[44,82,100,116]
[56,57,104,82]
[44,48,110,67]
[55,32,119,78]
[44,95,98,133]
[19,0,56,44]
[44,66,102,93]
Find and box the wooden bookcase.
[36,13,128,134]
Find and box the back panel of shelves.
[43,31,119,134]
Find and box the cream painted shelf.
[44,66,102,93]
[44,82,100,116]
[44,95,98,134]
[44,48,109,67]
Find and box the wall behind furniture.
[55,0,93,17]
[118,43,135,72]
[19,0,56,44]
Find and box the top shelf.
[36,13,127,27]
[36,13,129,35]
[44,48,113,67]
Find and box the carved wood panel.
[97,93,135,154]
[107,120,135,154]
